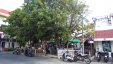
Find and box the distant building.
[93,14,113,56]
[0,9,19,50]
[0,9,10,25]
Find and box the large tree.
[5,0,88,46]
[65,0,88,38]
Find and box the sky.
[85,0,113,22]
[0,0,24,11]
[0,0,113,24]
[0,0,24,25]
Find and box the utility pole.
[82,18,84,54]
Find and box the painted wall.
[111,41,113,52]
[5,42,19,48]
[95,15,113,31]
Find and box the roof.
[0,9,10,17]
[0,9,10,14]
[95,29,113,38]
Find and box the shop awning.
[69,39,81,43]
[94,29,113,41]
[86,37,93,41]
[95,29,113,38]
[85,37,94,43]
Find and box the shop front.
[94,29,113,57]
[93,14,113,58]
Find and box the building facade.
[0,9,19,50]
[93,14,113,56]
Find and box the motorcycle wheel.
[73,57,77,62]
[68,59,73,62]
[62,57,65,61]
[62,54,65,61]
[97,59,100,62]
[104,59,108,63]
[84,58,91,64]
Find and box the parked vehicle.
[62,51,74,62]
[24,47,35,57]
[104,52,109,63]
[73,52,91,64]
[62,50,91,64]
[96,52,101,62]
[13,47,21,55]
[61,39,91,64]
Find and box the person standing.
[42,41,46,55]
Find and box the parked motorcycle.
[13,47,21,55]
[96,52,101,62]
[104,52,109,63]
[24,47,35,57]
[62,51,74,62]
[62,51,91,64]
[73,53,91,64]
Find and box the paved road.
[0,52,112,64]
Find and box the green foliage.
[5,0,88,46]
[84,23,95,38]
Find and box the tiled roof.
[0,9,10,14]
[95,29,113,38]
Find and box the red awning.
[95,29,113,38]
[0,9,10,14]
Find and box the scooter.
[13,47,21,55]
[73,53,91,64]
[24,47,35,57]
[96,52,101,62]
[104,52,109,63]
[62,51,74,62]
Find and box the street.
[0,52,112,64]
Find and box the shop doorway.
[84,41,95,55]
[102,41,111,52]
[12,42,15,49]
[1,42,5,51]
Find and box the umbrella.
[69,39,81,43]
[87,37,93,41]
[85,37,93,43]
[49,40,56,45]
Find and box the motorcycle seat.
[80,54,88,57]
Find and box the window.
[102,41,111,52]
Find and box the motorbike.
[62,51,74,62]
[96,52,101,62]
[13,47,21,55]
[104,52,109,63]
[73,53,91,64]
[24,47,35,57]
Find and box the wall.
[94,41,103,52]
[0,16,6,25]
[111,41,113,52]
[5,42,9,48]
[95,18,113,31]
[15,42,19,48]
[4,42,19,48]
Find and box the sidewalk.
[91,56,113,62]
[46,54,58,59]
